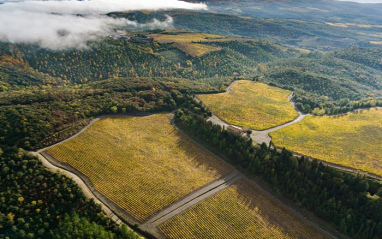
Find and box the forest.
[0,147,139,239]
[174,107,382,239]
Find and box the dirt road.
[140,171,242,237]
[30,152,125,226]
[203,91,307,145]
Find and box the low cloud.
[0,0,207,50]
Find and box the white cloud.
[337,0,382,3]
[0,0,207,50]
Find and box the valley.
[1,0,382,238]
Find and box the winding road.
[27,84,379,238]
[203,89,307,145]
[201,82,382,181]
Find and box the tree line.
[174,109,382,238]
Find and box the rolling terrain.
[2,1,382,238]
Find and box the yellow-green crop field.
[270,108,382,176]
[197,80,299,130]
[172,42,221,58]
[149,31,261,57]
[149,31,223,57]
[46,114,232,222]
[159,179,326,239]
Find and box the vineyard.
[46,114,232,222]
[197,80,299,130]
[270,108,382,176]
[149,31,225,57]
[159,179,326,239]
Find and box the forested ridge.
[0,38,297,86]
[1,38,382,124]
[174,108,382,239]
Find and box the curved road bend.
[37,117,101,153]
[202,90,307,145]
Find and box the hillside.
[261,55,382,100]
[332,47,382,72]
[270,108,382,177]
[1,34,382,149]
[0,35,298,84]
[2,1,382,239]
[0,55,63,91]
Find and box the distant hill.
[1,28,382,147]
[262,53,382,100]
[114,10,382,51]
[186,0,382,25]
[168,10,381,51]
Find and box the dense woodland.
[175,109,382,239]
[0,77,216,149]
[0,147,139,239]
[0,38,298,86]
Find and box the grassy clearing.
[159,179,326,239]
[150,31,259,57]
[46,114,232,222]
[172,42,221,58]
[197,80,299,130]
[270,108,382,176]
